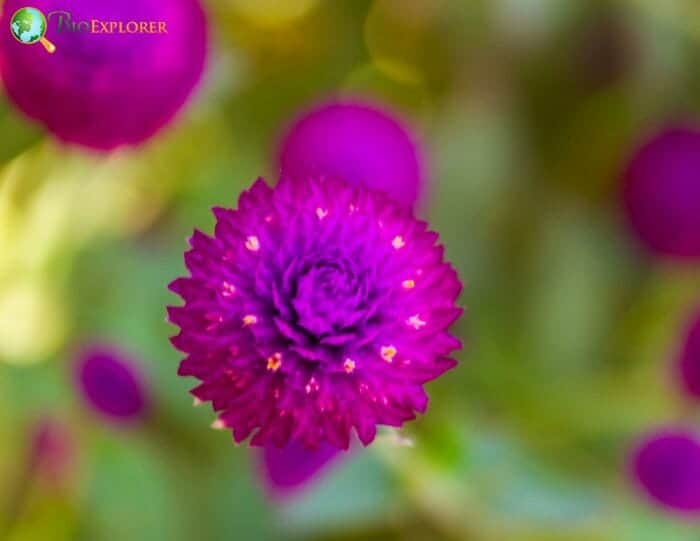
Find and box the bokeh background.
[2,0,700,539]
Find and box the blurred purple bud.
[629,428,700,515]
[277,100,425,207]
[29,417,75,487]
[622,125,700,260]
[74,345,149,423]
[258,440,344,499]
[0,0,208,150]
[677,310,700,399]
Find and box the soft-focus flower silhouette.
[677,309,700,399]
[630,428,700,514]
[0,0,208,150]
[169,175,462,449]
[259,440,342,498]
[622,126,700,260]
[277,101,424,207]
[74,345,149,423]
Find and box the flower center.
[291,260,365,339]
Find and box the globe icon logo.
[10,7,56,53]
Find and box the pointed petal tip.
[211,418,226,430]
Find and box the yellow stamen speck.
[406,314,427,330]
[242,314,258,326]
[381,345,397,363]
[267,352,282,372]
[316,207,329,220]
[392,236,405,249]
[343,358,356,374]
[245,235,260,252]
[402,279,415,290]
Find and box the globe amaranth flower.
[277,101,425,208]
[676,309,700,399]
[259,440,342,498]
[0,0,208,150]
[630,428,700,514]
[622,125,700,260]
[74,345,150,423]
[168,175,462,449]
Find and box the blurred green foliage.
[1,0,700,540]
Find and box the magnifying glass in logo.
[10,7,56,53]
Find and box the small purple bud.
[1,417,75,531]
[74,345,149,423]
[677,310,700,399]
[629,428,700,515]
[258,441,342,499]
[277,100,425,207]
[622,125,700,260]
[29,417,75,487]
[0,0,208,150]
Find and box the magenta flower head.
[629,428,700,515]
[676,309,700,399]
[622,125,700,260]
[0,0,208,150]
[277,101,425,208]
[168,176,463,449]
[74,345,149,423]
[259,441,342,498]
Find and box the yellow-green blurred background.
[2,0,700,539]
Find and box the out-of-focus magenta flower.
[168,175,462,449]
[74,345,149,423]
[29,417,75,487]
[277,101,425,207]
[622,126,700,260]
[0,0,208,150]
[630,428,700,514]
[677,309,700,399]
[259,441,342,498]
